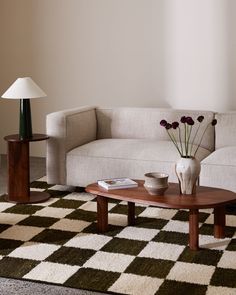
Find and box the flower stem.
[178,127,183,155]
[167,130,183,156]
[190,123,200,156]
[193,123,211,157]
[184,123,187,157]
[186,125,192,157]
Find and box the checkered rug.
[0,177,235,295]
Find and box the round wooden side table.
[4,134,50,203]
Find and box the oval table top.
[86,180,236,210]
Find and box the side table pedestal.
[4,134,50,204]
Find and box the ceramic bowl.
[144,172,169,195]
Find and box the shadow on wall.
[161,1,236,112]
[226,1,236,111]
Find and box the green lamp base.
[19,99,32,139]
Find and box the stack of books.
[97,178,138,190]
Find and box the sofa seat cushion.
[66,139,211,187]
[200,147,236,191]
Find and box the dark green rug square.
[82,223,123,237]
[210,268,236,288]
[30,181,52,189]
[223,226,236,238]
[200,224,235,237]
[101,237,147,256]
[18,216,59,227]
[107,198,121,204]
[226,238,236,251]
[0,195,8,202]
[199,224,214,235]
[31,229,76,245]
[156,280,207,295]
[126,257,174,278]
[226,204,236,215]
[47,190,71,198]
[64,267,120,291]
[4,204,43,215]
[0,224,11,234]
[74,187,86,193]
[109,204,145,216]
[46,246,96,266]
[0,239,23,255]
[173,210,210,223]
[135,217,168,229]
[153,231,188,245]
[66,209,97,222]
[49,199,85,209]
[0,257,39,278]
[178,247,223,266]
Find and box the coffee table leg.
[97,195,108,232]
[128,202,135,225]
[189,209,199,250]
[214,206,225,239]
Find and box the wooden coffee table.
[86,181,236,250]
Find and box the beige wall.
[163,0,236,110]
[0,0,236,156]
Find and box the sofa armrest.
[46,106,97,184]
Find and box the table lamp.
[1,77,47,139]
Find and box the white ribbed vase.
[175,157,201,195]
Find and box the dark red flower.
[180,116,186,123]
[165,123,172,130]
[172,122,179,129]
[186,117,194,125]
[211,119,217,126]
[159,113,216,158]
[197,116,204,122]
[160,119,167,127]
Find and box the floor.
[0,155,106,295]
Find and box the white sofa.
[200,112,236,192]
[46,106,227,189]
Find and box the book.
[97,178,138,190]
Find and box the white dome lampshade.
[1,77,47,139]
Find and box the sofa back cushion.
[96,108,215,151]
[215,112,236,149]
